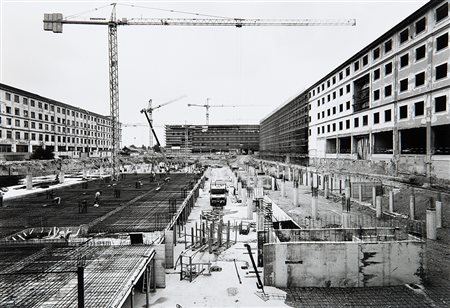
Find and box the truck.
[210,182,227,207]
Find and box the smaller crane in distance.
[143,95,186,148]
[188,98,252,126]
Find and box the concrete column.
[247,198,253,220]
[345,186,351,200]
[372,185,377,206]
[389,189,394,213]
[435,201,442,228]
[59,171,65,184]
[164,230,174,269]
[242,188,247,204]
[426,209,437,240]
[237,182,242,197]
[311,195,318,220]
[281,180,286,197]
[293,185,299,206]
[271,177,275,191]
[376,196,383,218]
[276,164,280,178]
[341,212,351,228]
[288,167,292,181]
[358,184,363,202]
[26,173,33,190]
[324,176,329,199]
[410,193,415,220]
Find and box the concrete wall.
[264,239,425,288]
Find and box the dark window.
[340,88,343,96]
[339,122,343,130]
[317,127,320,135]
[400,53,409,68]
[373,47,380,59]
[385,85,392,97]
[362,55,368,66]
[333,107,336,114]
[346,101,350,110]
[346,67,350,76]
[400,28,409,44]
[333,123,336,131]
[416,45,426,60]
[354,118,359,127]
[374,89,380,100]
[385,62,392,75]
[435,63,448,80]
[5,93,11,100]
[363,115,368,126]
[332,76,336,84]
[400,78,408,92]
[399,105,408,119]
[346,119,350,129]
[339,104,343,112]
[333,92,336,99]
[436,33,448,51]
[346,84,350,93]
[415,72,425,87]
[14,95,19,103]
[385,109,392,122]
[374,68,380,80]
[327,80,330,87]
[415,17,426,35]
[327,109,331,116]
[339,72,343,80]
[374,112,380,124]
[384,39,392,53]
[354,61,360,71]
[436,3,448,22]
[415,101,424,116]
[435,95,447,112]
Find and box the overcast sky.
[1,0,428,147]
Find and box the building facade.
[261,0,449,182]
[0,83,118,160]
[165,124,260,153]
[308,0,449,181]
[259,91,309,164]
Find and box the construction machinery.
[43,4,356,179]
[140,107,170,171]
[146,96,186,149]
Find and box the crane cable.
[64,4,112,20]
[117,3,232,19]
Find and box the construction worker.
[94,191,101,206]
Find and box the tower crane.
[43,4,356,179]
[188,98,262,125]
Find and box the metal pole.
[77,266,84,308]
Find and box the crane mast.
[43,8,356,179]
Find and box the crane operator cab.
[210,182,227,207]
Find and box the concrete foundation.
[376,196,382,218]
[264,232,425,288]
[389,190,394,213]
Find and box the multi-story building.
[259,91,309,164]
[0,83,119,160]
[308,0,449,181]
[260,0,449,182]
[165,124,260,153]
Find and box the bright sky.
[0,0,428,147]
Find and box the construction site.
[1,0,449,307]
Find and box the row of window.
[308,2,448,100]
[3,92,111,125]
[0,118,113,138]
[0,130,111,145]
[2,108,112,131]
[316,95,447,135]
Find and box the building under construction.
[165,124,260,154]
[259,91,309,164]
